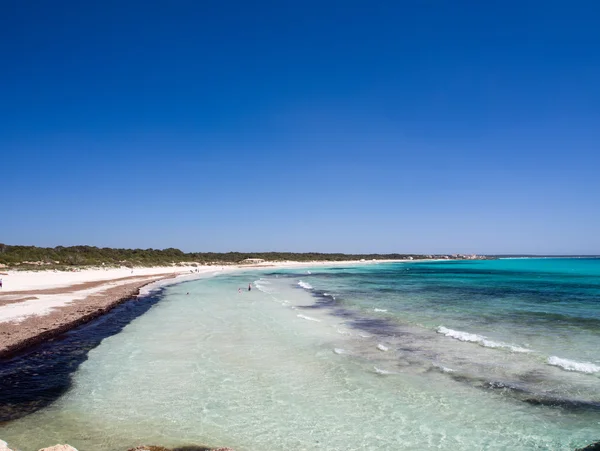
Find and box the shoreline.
[0,259,415,360]
[0,265,222,359]
[0,274,177,359]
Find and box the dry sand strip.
[0,274,177,359]
[0,273,181,307]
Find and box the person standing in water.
[248,283,252,291]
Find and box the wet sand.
[0,274,177,358]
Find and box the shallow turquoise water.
[0,259,599,450]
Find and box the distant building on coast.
[241,258,265,264]
[448,254,484,260]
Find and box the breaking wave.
[297,280,313,290]
[374,366,395,375]
[297,314,320,322]
[433,363,455,373]
[437,326,531,353]
[547,356,600,374]
[254,279,274,294]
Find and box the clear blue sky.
[2,1,599,254]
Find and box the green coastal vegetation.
[0,244,448,269]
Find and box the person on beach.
[248,283,252,291]
[238,288,241,294]
[0,278,2,289]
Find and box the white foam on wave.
[297,314,321,322]
[547,356,600,374]
[377,344,389,352]
[373,366,395,375]
[433,363,455,373]
[307,270,312,274]
[254,279,274,294]
[297,280,313,290]
[373,308,388,313]
[334,348,350,355]
[437,326,531,353]
[336,327,351,335]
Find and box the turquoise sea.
[1,258,599,450]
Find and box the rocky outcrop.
[38,445,78,451]
[576,441,600,451]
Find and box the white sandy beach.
[0,265,211,292]
[0,266,212,324]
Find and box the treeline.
[0,244,431,267]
